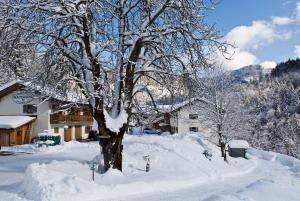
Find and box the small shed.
[0,116,36,146]
[228,140,250,158]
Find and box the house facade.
[155,99,208,135]
[0,81,94,146]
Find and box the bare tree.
[2,0,226,171]
[0,5,38,84]
[191,68,248,161]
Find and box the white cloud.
[225,21,275,50]
[273,2,300,24]
[260,61,277,69]
[271,16,292,25]
[220,21,283,70]
[226,20,292,51]
[294,45,300,57]
[216,1,299,70]
[218,47,257,70]
[296,2,300,20]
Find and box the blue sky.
[207,0,300,69]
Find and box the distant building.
[0,81,93,146]
[155,98,208,134]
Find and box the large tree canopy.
[1,0,227,171]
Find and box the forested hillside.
[271,58,300,77]
[241,59,300,158]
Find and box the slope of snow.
[0,134,300,201]
[120,148,300,201]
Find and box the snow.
[157,97,209,113]
[228,140,250,149]
[45,140,55,145]
[0,80,21,92]
[38,130,60,137]
[0,116,35,129]
[104,108,128,132]
[19,134,255,201]
[0,134,300,201]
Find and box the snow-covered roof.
[0,80,22,92]
[157,97,209,113]
[228,140,250,149]
[0,116,36,129]
[0,80,88,104]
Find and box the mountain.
[229,65,268,84]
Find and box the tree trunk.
[98,125,127,172]
[93,104,128,172]
[220,142,227,161]
[219,131,227,162]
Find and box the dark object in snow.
[143,155,150,172]
[228,140,249,158]
[203,150,212,161]
[31,137,39,144]
[38,134,60,146]
[228,147,247,158]
[89,161,97,181]
[143,128,161,135]
[88,130,99,141]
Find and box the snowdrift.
[20,134,255,201]
[203,149,300,201]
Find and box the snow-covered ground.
[0,134,300,201]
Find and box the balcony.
[50,113,93,125]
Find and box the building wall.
[170,106,205,134]
[0,92,24,115]
[33,100,51,137]
[0,91,51,137]
[50,127,65,142]
[50,124,91,142]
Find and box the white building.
[156,98,210,135]
[0,81,93,146]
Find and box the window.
[23,105,37,114]
[54,127,59,133]
[189,114,198,119]
[189,127,198,132]
[85,126,92,133]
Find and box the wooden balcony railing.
[50,114,93,124]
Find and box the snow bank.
[247,148,300,173]
[0,191,30,201]
[20,134,255,201]
[3,140,96,154]
[21,161,100,201]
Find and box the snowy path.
[110,152,300,201]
